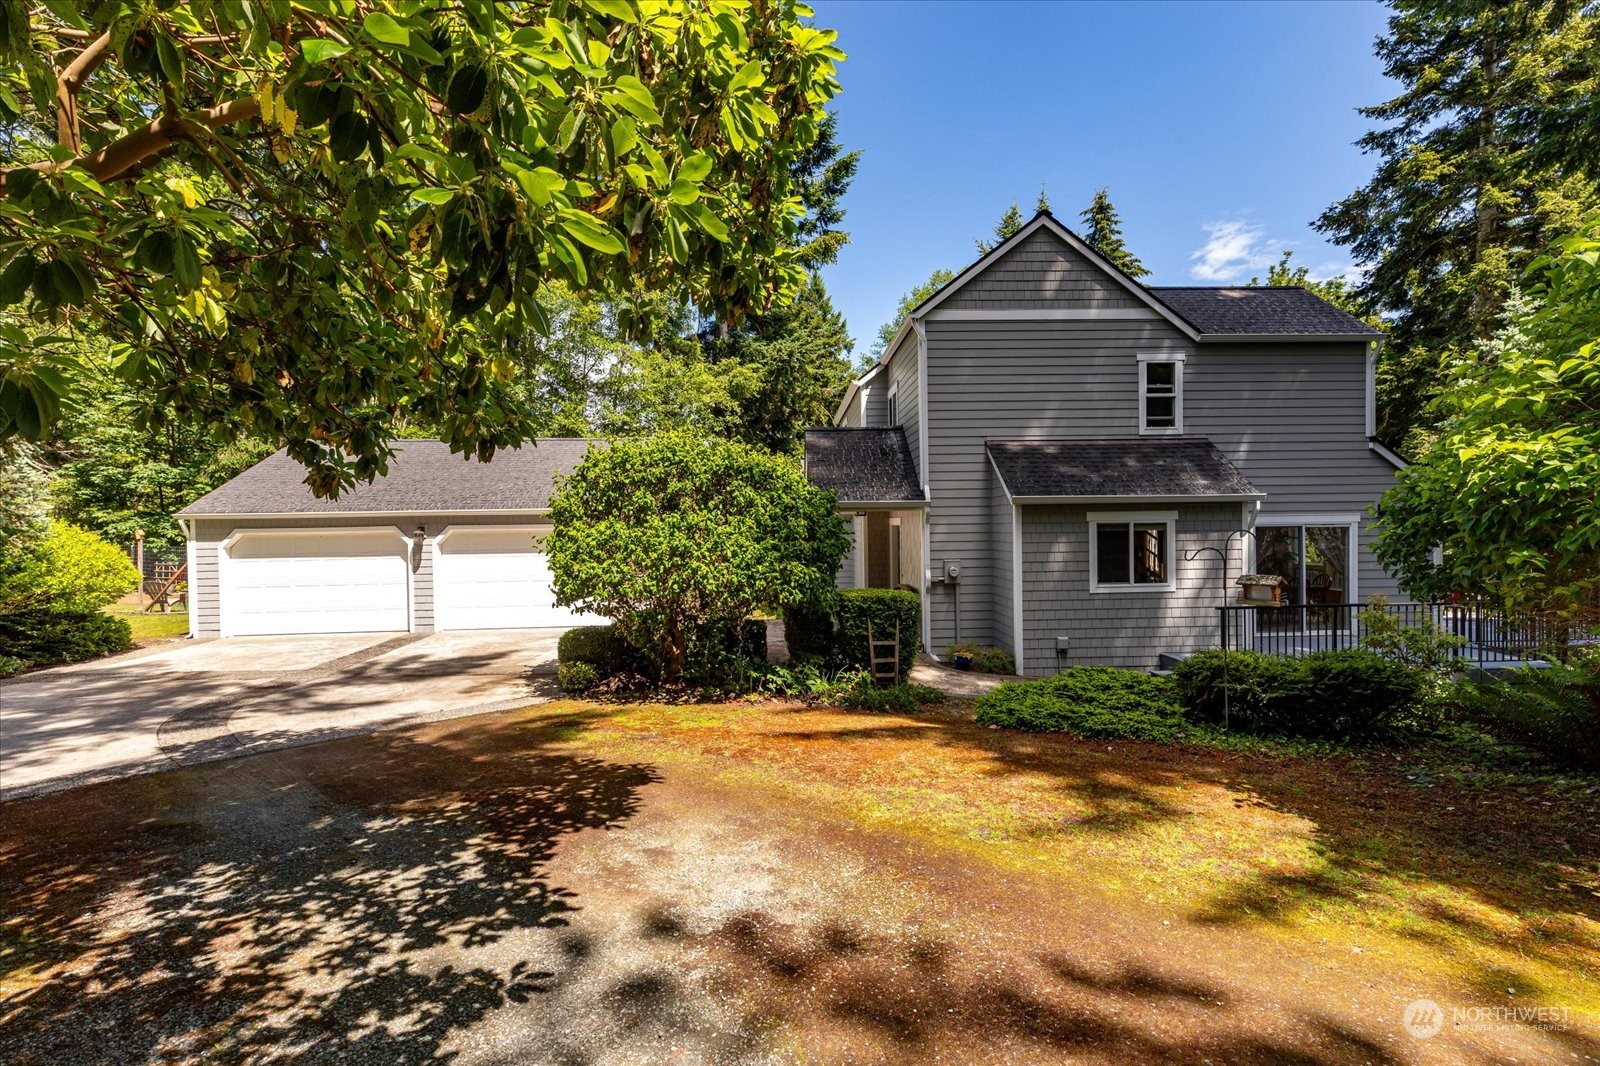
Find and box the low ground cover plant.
[1451,652,1600,769]
[974,667,1186,741]
[945,643,1015,675]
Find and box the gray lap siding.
[921,320,1402,661]
[1019,503,1245,674]
[188,513,545,638]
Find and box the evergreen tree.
[1316,0,1600,445]
[868,269,956,361]
[790,111,862,269]
[1036,183,1052,215]
[1079,188,1150,279]
[976,202,1027,254]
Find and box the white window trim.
[1087,510,1178,594]
[886,382,899,427]
[1248,513,1361,607]
[1137,351,1185,436]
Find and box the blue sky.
[812,0,1397,357]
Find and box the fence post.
[134,529,145,609]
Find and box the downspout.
[915,317,933,656]
[177,516,198,639]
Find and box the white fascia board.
[1197,333,1383,344]
[923,307,1161,322]
[832,358,890,426]
[1367,439,1409,469]
[181,508,553,520]
[911,214,1203,342]
[834,500,930,510]
[986,448,1016,505]
[1014,493,1267,505]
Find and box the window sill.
[1089,583,1177,595]
[1138,426,1183,436]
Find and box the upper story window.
[1138,352,1185,435]
[1089,511,1177,593]
[886,383,899,426]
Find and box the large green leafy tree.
[1375,221,1600,608]
[545,432,848,680]
[1078,187,1148,279]
[0,0,844,495]
[1316,0,1600,448]
[46,377,271,550]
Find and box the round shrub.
[975,667,1185,742]
[546,434,849,682]
[557,661,599,694]
[1173,648,1422,740]
[0,520,140,614]
[0,608,132,667]
[556,625,639,679]
[1171,650,1302,732]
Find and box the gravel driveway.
[0,630,563,799]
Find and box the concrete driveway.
[0,630,562,799]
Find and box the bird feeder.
[1236,573,1286,605]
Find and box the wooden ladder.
[866,619,901,687]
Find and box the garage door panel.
[434,529,600,630]
[222,532,410,637]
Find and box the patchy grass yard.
[104,606,188,643]
[1,697,1595,1063]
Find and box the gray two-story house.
[803,211,1406,675]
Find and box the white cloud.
[1188,220,1281,282]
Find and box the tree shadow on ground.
[0,711,656,1064]
[758,705,1600,968]
[701,908,1401,1065]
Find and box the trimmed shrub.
[846,683,946,714]
[739,619,769,662]
[0,608,132,667]
[1453,655,1600,768]
[782,602,835,661]
[946,643,1015,675]
[0,655,24,679]
[557,661,599,694]
[557,625,639,678]
[835,588,920,679]
[0,520,141,614]
[1172,650,1302,731]
[975,667,1185,742]
[1173,649,1423,740]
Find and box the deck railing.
[1217,599,1596,668]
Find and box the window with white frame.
[1088,511,1177,592]
[1251,518,1359,608]
[886,383,899,426]
[1138,352,1184,434]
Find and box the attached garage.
[178,439,599,639]
[433,526,601,631]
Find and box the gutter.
[1367,438,1408,470]
[177,507,554,520]
[1010,493,1268,505]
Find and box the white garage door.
[221,530,410,637]
[433,527,601,630]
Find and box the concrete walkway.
[0,630,563,800]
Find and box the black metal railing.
[1217,600,1598,667]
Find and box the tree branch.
[1,97,261,194]
[55,31,114,154]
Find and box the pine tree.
[789,111,862,269]
[1316,0,1600,444]
[975,202,1026,254]
[1078,188,1149,279]
[1035,183,1052,215]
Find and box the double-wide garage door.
[221,530,411,637]
[220,526,599,637]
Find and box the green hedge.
[835,588,920,679]
[557,625,639,679]
[975,667,1184,741]
[1172,649,1423,740]
[781,602,835,661]
[0,608,132,668]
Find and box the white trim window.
[1088,510,1177,593]
[886,382,899,426]
[1137,352,1185,434]
[1250,515,1360,608]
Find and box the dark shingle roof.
[986,438,1261,499]
[1149,287,1380,337]
[804,428,925,505]
[179,439,596,516]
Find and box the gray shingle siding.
[189,513,543,638]
[991,486,1015,659]
[941,228,1140,311]
[886,327,922,480]
[1020,503,1246,674]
